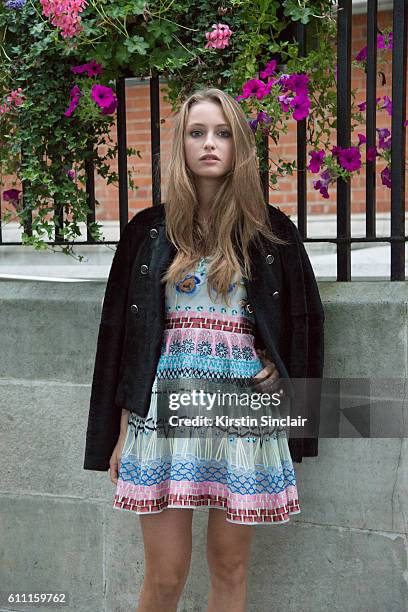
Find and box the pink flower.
[366,146,378,162]
[236,79,272,101]
[204,23,232,49]
[381,95,392,116]
[64,84,81,117]
[259,60,277,79]
[337,146,362,172]
[380,166,391,188]
[376,128,391,150]
[91,84,117,109]
[286,73,309,95]
[308,150,325,173]
[71,59,103,77]
[357,133,367,146]
[278,94,294,112]
[6,87,25,107]
[40,0,88,38]
[101,97,118,115]
[290,93,311,121]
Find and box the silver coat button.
[140,264,149,275]
[149,228,158,238]
[130,304,139,314]
[246,303,253,314]
[279,388,284,396]
[272,290,279,300]
[266,254,275,264]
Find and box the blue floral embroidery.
[181,338,195,354]
[197,340,212,356]
[169,340,182,355]
[242,346,254,361]
[215,342,228,358]
[231,345,242,360]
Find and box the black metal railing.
[1,0,407,280]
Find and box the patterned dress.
[113,256,301,525]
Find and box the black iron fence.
[1,0,407,281]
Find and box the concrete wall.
[0,279,407,612]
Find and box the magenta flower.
[64,84,81,117]
[290,94,311,121]
[236,79,272,101]
[308,150,325,173]
[259,60,277,79]
[357,97,381,111]
[3,188,22,202]
[357,133,367,146]
[278,94,293,112]
[257,111,272,124]
[376,128,391,149]
[101,97,118,115]
[71,60,103,78]
[67,169,76,180]
[381,95,392,116]
[381,166,391,188]
[286,73,309,95]
[337,146,362,172]
[248,119,258,133]
[366,146,378,162]
[204,23,232,49]
[91,84,117,109]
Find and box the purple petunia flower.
[381,166,391,188]
[259,59,277,79]
[357,133,367,146]
[308,150,325,173]
[278,94,294,112]
[248,119,258,133]
[3,188,22,202]
[101,97,118,115]
[91,84,116,108]
[71,60,103,78]
[236,79,273,101]
[366,146,378,162]
[337,146,362,172]
[286,73,309,95]
[290,94,311,121]
[64,84,82,117]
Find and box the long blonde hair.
[161,87,289,307]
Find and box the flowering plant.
[1,0,405,255]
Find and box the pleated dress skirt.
[113,256,301,525]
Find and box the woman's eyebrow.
[187,122,230,128]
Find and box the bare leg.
[136,508,194,612]
[206,508,254,612]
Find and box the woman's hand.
[109,433,127,485]
[251,349,281,394]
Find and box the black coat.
[83,203,325,471]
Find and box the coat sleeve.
[282,217,325,463]
[83,218,138,471]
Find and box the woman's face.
[184,100,234,179]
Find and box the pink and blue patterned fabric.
[113,256,301,524]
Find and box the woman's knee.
[207,553,248,586]
[145,566,190,599]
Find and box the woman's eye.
[190,130,231,137]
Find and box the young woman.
[83,87,325,612]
